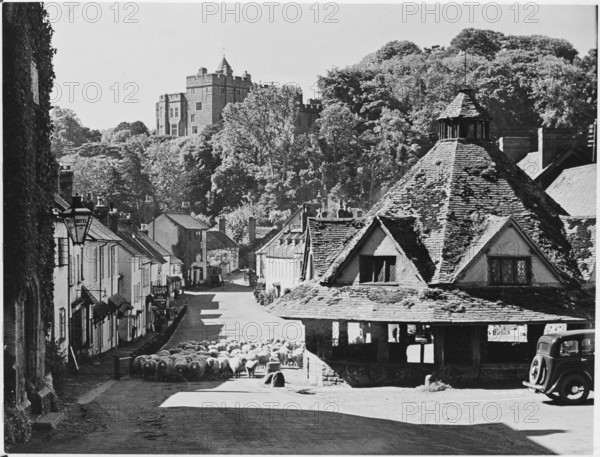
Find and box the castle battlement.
[156,57,319,137]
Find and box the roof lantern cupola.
[437,88,491,141]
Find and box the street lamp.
[60,194,93,245]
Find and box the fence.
[113,305,188,380]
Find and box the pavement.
[13,272,595,454]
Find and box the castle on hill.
[156,57,321,136]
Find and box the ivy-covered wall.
[3,2,57,406]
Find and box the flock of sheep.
[132,338,305,382]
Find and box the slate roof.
[307,218,365,278]
[437,90,490,120]
[207,230,239,250]
[365,138,580,284]
[216,56,232,74]
[266,281,594,324]
[117,231,150,258]
[561,216,597,282]
[546,164,596,216]
[163,213,209,230]
[134,232,169,264]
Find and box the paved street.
[15,275,594,454]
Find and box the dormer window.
[488,256,531,285]
[438,89,490,140]
[359,256,396,283]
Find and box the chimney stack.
[108,206,119,233]
[219,217,226,233]
[58,165,74,201]
[248,217,256,243]
[93,196,110,226]
[498,137,530,163]
[538,127,577,168]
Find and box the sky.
[49,1,598,130]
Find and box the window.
[488,257,531,285]
[99,246,104,279]
[191,114,195,122]
[196,102,202,110]
[111,246,116,277]
[559,339,579,357]
[69,255,75,286]
[59,308,66,340]
[169,108,173,117]
[143,267,150,287]
[581,338,595,356]
[359,256,396,283]
[55,238,68,266]
[92,246,98,281]
[192,126,198,134]
[174,107,179,117]
[171,124,178,136]
[160,107,163,118]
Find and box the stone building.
[148,213,209,285]
[4,3,57,408]
[156,57,322,136]
[267,89,595,387]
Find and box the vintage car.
[523,329,594,404]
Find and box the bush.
[4,406,32,447]
[45,339,69,392]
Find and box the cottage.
[256,202,320,295]
[267,89,595,387]
[53,195,123,363]
[207,222,240,275]
[148,213,208,285]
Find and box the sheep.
[187,359,207,380]
[230,349,242,357]
[290,348,304,368]
[132,355,148,374]
[156,357,174,381]
[277,347,290,365]
[141,359,157,379]
[173,358,189,379]
[228,356,247,378]
[257,351,270,369]
[205,357,220,379]
[245,359,259,378]
[241,344,252,354]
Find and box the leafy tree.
[51,106,101,157]
[450,28,504,59]
[375,40,421,62]
[114,120,149,136]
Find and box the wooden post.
[433,326,445,366]
[471,326,481,377]
[371,323,389,363]
[398,324,408,363]
[420,343,425,364]
[339,321,349,347]
[114,355,120,380]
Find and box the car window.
[581,338,595,356]
[559,339,579,357]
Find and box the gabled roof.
[162,213,209,230]
[117,231,149,258]
[437,90,490,120]
[366,138,580,284]
[267,281,593,324]
[207,230,239,250]
[561,216,596,282]
[546,164,596,216]
[307,218,365,278]
[134,232,169,264]
[452,215,565,283]
[378,216,436,283]
[88,218,121,242]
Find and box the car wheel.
[557,373,590,405]
[529,355,545,384]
